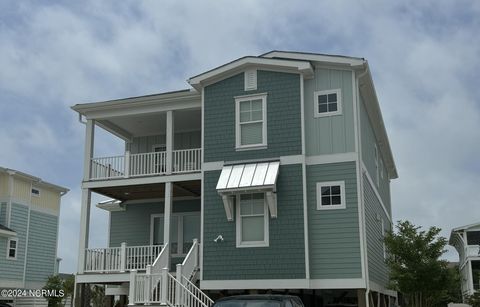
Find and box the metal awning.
[216,161,280,220]
[0,224,16,238]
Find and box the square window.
[316,181,346,210]
[237,193,269,247]
[314,89,342,117]
[236,94,267,150]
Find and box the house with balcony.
[0,167,68,304]
[72,51,398,307]
[450,222,480,299]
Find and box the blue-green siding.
[127,131,201,154]
[307,162,362,279]
[0,203,28,282]
[109,199,200,247]
[0,202,6,225]
[304,68,355,155]
[360,95,391,215]
[203,164,306,280]
[364,174,390,286]
[25,211,58,283]
[204,71,302,163]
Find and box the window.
[7,238,17,260]
[467,231,480,245]
[314,89,342,117]
[236,193,269,247]
[316,181,346,210]
[31,187,40,197]
[235,94,267,150]
[150,212,200,255]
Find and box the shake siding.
[304,68,355,155]
[364,174,390,286]
[109,199,200,247]
[0,203,28,281]
[127,131,201,154]
[203,70,302,163]
[360,95,391,215]
[307,162,362,279]
[25,211,58,283]
[203,164,306,280]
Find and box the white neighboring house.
[450,222,480,299]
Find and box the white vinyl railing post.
[176,264,183,305]
[193,238,199,268]
[120,242,127,272]
[145,266,152,305]
[129,270,137,305]
[124,151,130,178]
[160,267,169,304]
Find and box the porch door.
[152,212,200,255]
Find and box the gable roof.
[0,167,69,194]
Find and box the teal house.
[0,167,68,301]
[72,51,398,307]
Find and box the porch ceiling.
[92,180,201,201]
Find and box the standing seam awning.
[216,161,280,220]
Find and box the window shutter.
[244,69,257,91]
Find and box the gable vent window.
[314,89,342,117]
[244,69,257,91]
[31,188,41,197]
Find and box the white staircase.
[129,239,213,307]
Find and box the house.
[72,51,398,307]
[0,167,68,297]
[450,222,480,299]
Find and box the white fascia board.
[76,273,130,284]
[82,172,201,189]
[452,222,480,233]
[188,57,314,90]
[72,91,201,120]
[261,51,365,67]
[0,228,16,237]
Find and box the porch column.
[77,188,92,274]
[83,119,95,181]
[166,110,174,174]
[163,181,172,270]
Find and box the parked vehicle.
[213,295,304,307]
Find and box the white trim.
[235,193,269,248]
[203,155,304,171]
[203,161,224,171]
[76,272,130,284]
[316,181,346,210]
[82,172,201,189]
[244,69,257,91]
[261,51,365,67]
[201,279,308,290]
[300,75,310,279]
[361,163,392,223]
[200,87,205,281]
[309,278,365,289]
[0,228,16,237]
[280,155,304,165]
[369,280,397,298]
[6,237,18,260]
[235,93,268,150]
[313,89,342,117]
[374,144,379,187]
[22,201,31,286]
[381,218,386,260]
[306,152,357,165]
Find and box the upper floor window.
[236,193,269,247]
[467,231,480,245]
[31,187,41,197]
[7,238,17,260]
[316,181,346,210]
[235,94,267,150]
[314,89,342,117]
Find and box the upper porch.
[72,89,202,185]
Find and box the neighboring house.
[72,51,398,307]
[450,222,480,299]
[0,167,68,295]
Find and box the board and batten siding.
[202,164,305,280]
[31,188,61,214]
[304,68,355,156]
[0,173,8,196]
[25,211,58,284]
[203,70,302,163]
[307,162,362,279]
[0,203,29,282]
[364,174,390,287]
[126,131,201,154]
[109,199,200,247]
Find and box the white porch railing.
[89,148,201,180]
[84,243,162,273]
[177,239,199,281]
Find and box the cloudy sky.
[1,0,479,273]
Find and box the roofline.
[71,89,198,115]
[188,56,314,90]
[0,167,69,194]
[261,50,365,66]
[451,222,480,233]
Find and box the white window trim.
[149,212,200,256]
[236,194,269,248]
[31,187,41,197]
[313,89,342,118]
[7,238,18,260]
[316,181,346,210]
[235,93,268,150]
